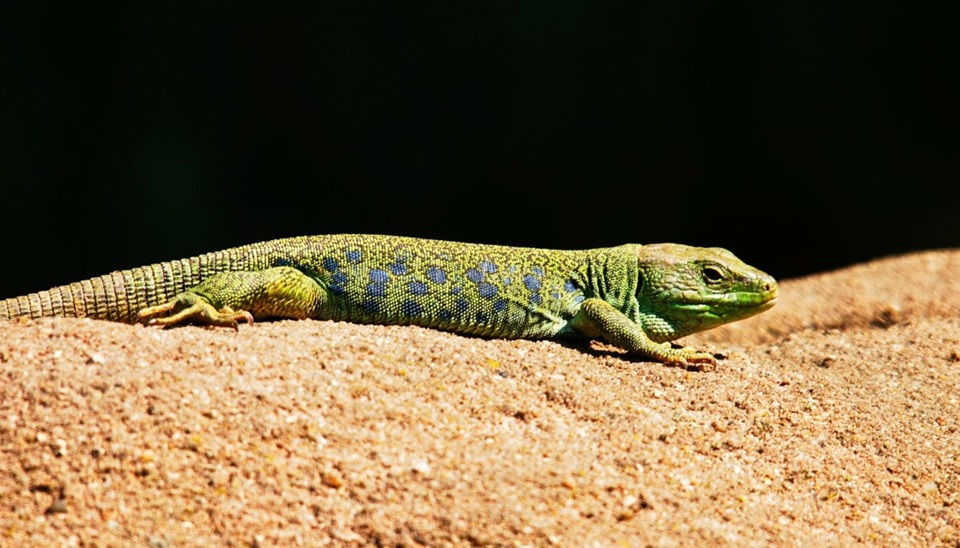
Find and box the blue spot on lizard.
[330,271,348,295]
[426,267,447,284]
[402,300,422,316]
[345,249,362,264]
[477,282,498,299]
[466,268,483,283]
[523,275,541,291]
[367,270,389,297]
[323,257,339,273]
[408,281,428,296]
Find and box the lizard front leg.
[569,298,717,367]
[137,266,328,328]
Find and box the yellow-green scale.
[299,235,612,339]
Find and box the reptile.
[0,234,778,366]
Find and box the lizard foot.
[137,294,254,330]
[660,345,718,370]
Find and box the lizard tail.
[0,259,206,324]
[1,236,327,325]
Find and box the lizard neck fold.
[579,244,643,319]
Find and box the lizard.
[0,234,778,366]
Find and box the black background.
[3,3,958,296]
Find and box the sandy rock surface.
[1,249,958,546]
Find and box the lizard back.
[1,235,619,339]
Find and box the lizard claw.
[219,307,255,331]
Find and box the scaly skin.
[0,235,778,366]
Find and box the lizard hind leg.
[137,266,327,329]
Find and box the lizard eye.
[702,265,726,283]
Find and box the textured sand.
[1,249,958,546]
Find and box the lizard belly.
[327,285,576,339]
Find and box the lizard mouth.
[738,280,779,308]
[664,284,779,314]
[760,285,779,308]
[755,296,778,313]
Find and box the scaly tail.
[0,259,208,324]
[0,237,327,324]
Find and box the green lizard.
[0,235,778,366]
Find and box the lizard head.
[634,243,778,341]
